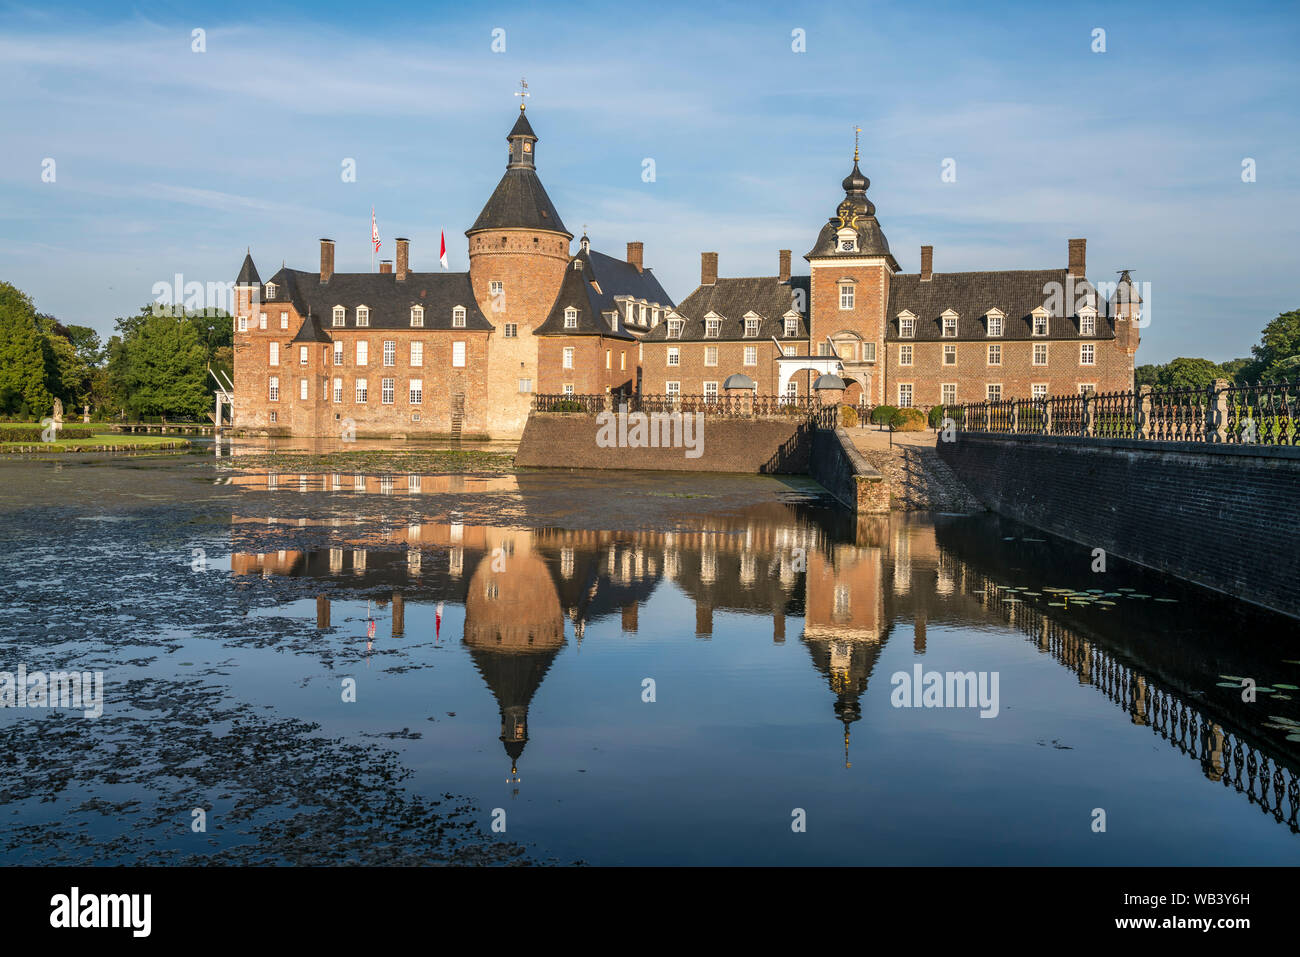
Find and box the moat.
[1,451,1299,865]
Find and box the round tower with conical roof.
[467,103,573,436]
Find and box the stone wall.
[938,433,1300,618]
[810,427,890,514]
[515,412,814,473]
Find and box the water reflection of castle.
[226,470,1300,827]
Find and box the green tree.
[116,312,210,418]
[0,282,55,417]
[1248,308,1300,381]
[1160,357,1221,391]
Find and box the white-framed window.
[356,306,370,327]
[818,342,831,357]
[1078,383,1097,395]
[265,283,276,299]
[333,378,343,403]
[605,349,612,370]
[562,346,574,369]
[452,341,466,367]
[705,317,720,338]
[943,344,957,366]
[1080,314,1095,336]
[299,378,308,400]
[652,308,660,327]
[238,315,248,332]
[564,307,577,329]
[1031,383,1048,399]
[666,381,680,397]
[899,315,915,338]
[744,317,759,337]
[562,383,574,396]
[863,342,877,361]
[355,378,368,403]
[666,318,682,339]
[410,306,424,327]
[383,340,396,366]
[257,312,267,330]
[410,341,423,367]
[744,345,757,366]
[279,312,287,330]
[268,376,279,401]
[667,347,680,367]
[942,314,958,337]
[1033,343,1048,365]
[987,314,1003,337]
[782,345,796,356]
[986,383,1002,401]
[518,378,533,393]
[898,383,913,407]
[269,411,276,423]
[452,306,466,328]
[620,352,626,371]
[704,346,718,366]
[356,340,368,366]
[1033,313,1049,336]
[409,379,423,404]
[333,306,345,327]
[640,304,647,325]
[333,341,343,365]
[381,378,395,404]
[504,323,517,338]
[703,381,718,402]
[988,344,1001,366]
[784,317,798,337]
[269,341,279,366]
[839,283,855,310]
[488,281,503,306]
[1080,343,1096,365]
[899,344,913,366]
[941,383,957,405]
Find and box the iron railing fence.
[945,377,1300,446]
[532,393,826,418]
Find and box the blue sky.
[0,0,1296,363]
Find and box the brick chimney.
[701,252,718,286]
[779,249,791,283]
[319,239,334,284]
[1068,238,1086,279]
[920,245,933,282]
[395,238,409,281]
[379,260,393,274]
[626,241,643,272]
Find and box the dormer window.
[410,306,424,327]
[452,306,466,328]
[1079,309,1096,336]
[564,307,578,329]
[332,306,345,327]
[898,312,916,338]
[986,310,1004,338]
[704,316,720,338]
[265,282,276,299]
[652,309,660,327]
[1032,309,1049,336]
[744,316,760,337]
[573,260,583,270]
[784,317,798,337]
[941,310,958,338]
[667,318,683,339]
[356,306,370,327]
[639,304,647,325]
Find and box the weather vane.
[515,76,529,111]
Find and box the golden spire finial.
[854,126,861,163]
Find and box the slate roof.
[886,269,1113,341]
[642,276,811,342]
[468,167,568,235]
[236,252,261,286]
[290,312,333,344]
[586,250,673,312]
[509,109,536,139]
[535,250,636,340]
[262,268,493,331]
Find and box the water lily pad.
[1274,694,1293,701]
[1219,675,1246,681]
[1287,734,1300,743]
[1048,602,1066,607]
[1086,589,1105,594]
[1117,588,1136,592]
[1275,684,1300,690]
[1216,682,1241,688]
[1096,600,1116,606]
[1154,598,1178,603]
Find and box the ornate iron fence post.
[1211,378,1229,443]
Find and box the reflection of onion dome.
[802,633,887,769]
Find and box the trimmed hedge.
[928,405,947,429]
[889,408,927,432]
[839,405,859,428]
[870,405,899,426]
[0,425,98,442]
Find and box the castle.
[231,105,1139,438]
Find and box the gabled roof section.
[269,267,493,331]
[586,249,674,312]
[290,312,333,344]
[642,276,810,342]
[886,269,1113,340]
[535,250,636,340]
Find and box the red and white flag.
[439,230,448,269]
[371,208,381,253]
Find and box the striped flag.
[439,230,448,269]
[371,208,381,253]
